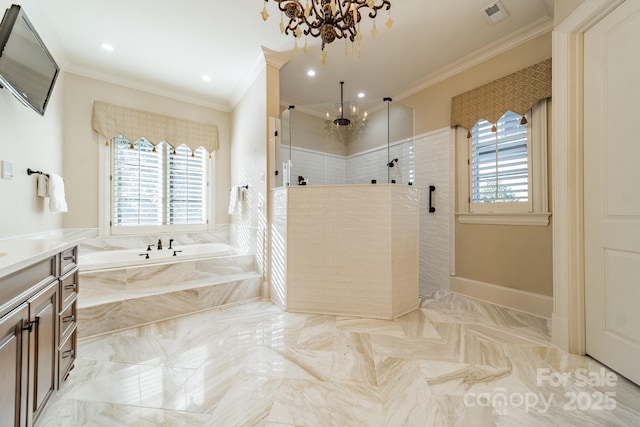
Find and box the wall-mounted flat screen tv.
[0,4,59,116]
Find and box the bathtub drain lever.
[173,250,182,257]
[139,253,150,259]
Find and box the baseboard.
[450,276,552,319]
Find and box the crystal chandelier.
[261,0,392,63]
[324,81,368,145]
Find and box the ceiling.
[24,0,554,112]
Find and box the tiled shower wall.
[281,141,414,186]
[270,185,419,319]
[413,129,452,296]
[280,130,451,296]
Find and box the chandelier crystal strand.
[264,0,391,60]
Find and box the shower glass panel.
[280,107,293,187]
[278,99,414,187]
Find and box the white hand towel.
[47,173,68,213]
[228,187,238,214]
[36,175,49,197]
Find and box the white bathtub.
[79,243,238,271]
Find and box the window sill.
[456,212,551,226]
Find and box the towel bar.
[27,168,49,178]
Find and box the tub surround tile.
[79,229,231,255]
[79,255,258,307]
[39,296,640,427]
[77,275,262,337]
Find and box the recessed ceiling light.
[307,69,316,77]
[357,92,365,98]
[100,42,114,51]
[202,75,211,82]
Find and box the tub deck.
[77,247,262,338]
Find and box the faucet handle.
[147,244,152,251]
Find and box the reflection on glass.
[278,100,414,186]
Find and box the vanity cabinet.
[0,303,29,427]
[0,245,79,427]
[57,269,78,385]
[27,280,58,426]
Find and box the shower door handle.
[429,185,436,213]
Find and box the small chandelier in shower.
[324,81,368,145]
[261,0,392,63]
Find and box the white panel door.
[584,0,640,385]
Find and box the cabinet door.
[27,280,58,425]
[0,303,29,427]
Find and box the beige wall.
[555,0,585,26]
[0,66,65,238]
[62,73,232,229]
[287,109,347,156]
[347,102,414,156]
[229,67,267,253]
[403,32,553,296]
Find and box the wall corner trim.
[450,276,553,319]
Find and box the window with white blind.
[470,110,531,212]
[111,135,209,231]
[457,99,549,225]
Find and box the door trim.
[551,0,625,354]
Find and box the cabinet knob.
[62,349,75,359]
[62,315,75,323]
[64,283,76,291]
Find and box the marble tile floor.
[38,294,640,427]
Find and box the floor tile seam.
[461,322,553,346]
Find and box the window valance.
[92,101,219,153]
[450,58,552,131]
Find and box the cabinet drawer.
[59,270,78,311]
[60,247,77,276]
[0,257,55,318]
[59,299,77,341]
[58,327,76,386]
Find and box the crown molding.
[63,65,231,112]
[228,47,290,110]
[393,16,554,102]
[262,46,290,70]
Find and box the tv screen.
[0,4,59,116]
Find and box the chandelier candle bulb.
[264,0,391,57]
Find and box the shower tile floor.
[38,294,640,426]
